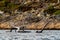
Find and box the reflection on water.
[0,30,60,40]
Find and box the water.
[0,30,60,40]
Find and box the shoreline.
[0,28,60,30]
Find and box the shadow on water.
[18,31,31,33]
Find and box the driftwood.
[36,20,51,33]
[36,15,56,33]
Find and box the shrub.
[54,10,60,15]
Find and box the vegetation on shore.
[0,0,60,30]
